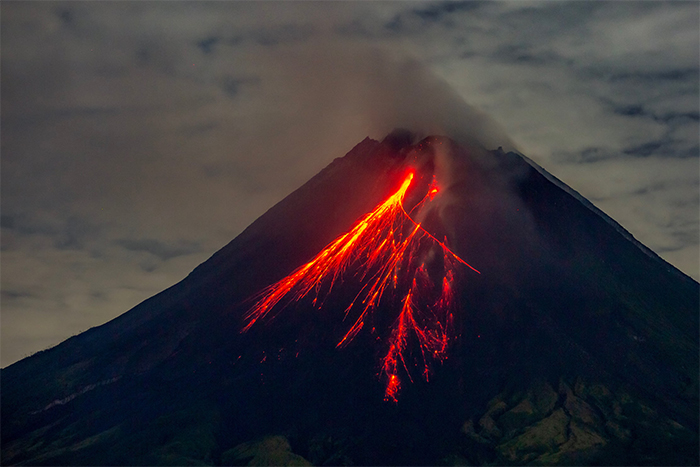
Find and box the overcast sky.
[2,1,698,367]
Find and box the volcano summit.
[2,131,698,465]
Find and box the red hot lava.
[242,170,479,402]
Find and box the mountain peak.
[380,128,418,151]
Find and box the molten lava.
[242,170,479,402]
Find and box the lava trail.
[242,170,479,401]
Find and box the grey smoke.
[252,40,517,155]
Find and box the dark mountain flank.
[2,132,698,466]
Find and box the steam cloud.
[248,39,517,167]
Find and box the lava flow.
[242,170,479,402]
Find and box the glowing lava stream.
[241,170,479,402]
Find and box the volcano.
[2,131,698,466]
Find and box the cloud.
[114,238,202,262]
[1,0,697,366]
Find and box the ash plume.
[249,38,517,174]
[253,39,530,265]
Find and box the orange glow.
[242,170,479,402]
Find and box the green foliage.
[221,436,311,466]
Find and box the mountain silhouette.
[2,131,698,466]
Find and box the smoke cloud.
[248,39,517,159]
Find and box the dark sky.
[2,1,698,367]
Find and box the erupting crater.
[241,168,479,402]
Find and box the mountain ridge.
[516,150,695,282]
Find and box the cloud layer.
[2,1,697,366]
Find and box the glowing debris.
[242,170,479,402]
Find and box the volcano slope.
[2,131,698,466]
